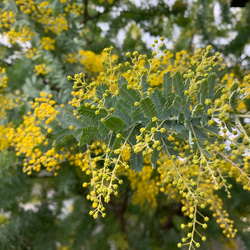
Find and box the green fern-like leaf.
[118,76,128,88]
[131,107,145,125]
[212,86,224,101]
[119,83,141,105]
[170,95,183,116]
[140,97,157,120]
[115,98,133,115]
[103,116,126,132]
[78,105,97,118]
[192,103,204,118]
[229,90,238,108]
[173,71,184,98]
[150,88,166,119]
[207,73,217,99]
[162,72,172,102]
[199,79,208,105]
[130,151,143,172]
[80,126,99,145]
[141,75,150,94]
[230,82,239,93]
[96,83,109,100]
[151,148,159,169]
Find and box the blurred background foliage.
[0,0,250,249]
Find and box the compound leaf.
[96,83,109,100]
[103,116,125,132]
[173,71,184,98]
[163,72,172,101]
[119,83,141,105]
[130,151,143,172]
[80,126,98,145]
[207,73,217,99]
[140,97,157,120]
[192,103,204,118]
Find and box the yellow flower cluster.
[127,165,159,208]
[34,64,51,76]
[8,113,45,161]
[16,0,68,35]
[81,145,120,218]
[0,8,16,29]
[0,92,22,119]
[0,125,12,151]
[26,48,39,59]
[31,92,59,124]
[2,26,35,44]
[1,91,23,124]
[0,67,7,91]
[7,92,62,175]
[216,65,250,113]
[239,74,250,111]
[68,90,84,108]
[78,50,107,73]
[180,180,237,243]
[40,37,56,51]
[0,23,248,247]
[122,43,224,88]
[1,89,99,178]
[64,53,78,64]
[209,194,237,238]
[65,50,119,86]
[67,44,250,248]
[161,156,238,248]
[37,1,68,34]
[1,0,69,54]
[15,0,36,15]
[221,73,235,87]
[67,49,120,109]
[0,68,23,120]
[243,74,250,91]
[64,2,84,16]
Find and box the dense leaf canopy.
[0,0,250,250]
